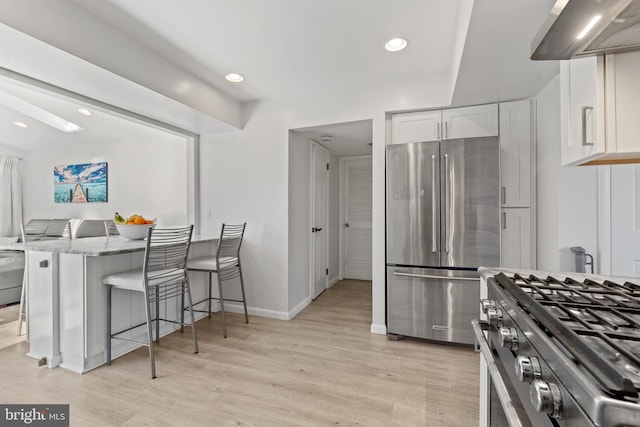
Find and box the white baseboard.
[286,296,311,320]
[328,276,339,288]
[220,301,291,321]
[370,323,387,335]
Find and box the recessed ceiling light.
[77,108,93,116]
[385,38,408,52]
[225,73,244,83]
[14,121,28,128]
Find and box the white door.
[342,156,372,280]
[610,164,640,277]
[311,142,330,299]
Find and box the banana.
[113,212,126,224]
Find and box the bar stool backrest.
[143,226,194,287]
[217,223,246,268]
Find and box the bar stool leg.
[185,278,198,354]
[238,263,249,324]
[107,285,112,366]
[218,277,227,338]
[144,289,156,379]
[155,287,160,343]
[207,272,212,318]
[180,285,185,333]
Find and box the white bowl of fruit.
[113,213,156,240]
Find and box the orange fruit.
[134,217,146,225]
[146,219,153,224]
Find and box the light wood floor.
[0,280,479,426]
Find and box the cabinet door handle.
[581,106,594,146]
[501,187,506,205]
[444,121,449,139]
[502,212,507,229]
[436,122,441,140]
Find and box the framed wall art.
[54,162,108,203]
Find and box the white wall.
[287,132,311,315]
[200,76,450,329]
[535,75,600,273]
[22,132,188,226]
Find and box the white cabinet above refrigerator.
[390,104,498,145]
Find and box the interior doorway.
[288,119,373,311]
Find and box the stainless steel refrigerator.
[386,137,500,344]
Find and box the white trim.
[370,323,387,335]
[287,296,312,320]
[310,141,330,300]
[217,301,300,321]
[339,157,345,280]
[328,276,339,288]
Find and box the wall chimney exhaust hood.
[531,0,640,60]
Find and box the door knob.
[316,227,323,232]
[345,223,350,228]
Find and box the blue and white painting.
[54,162,108,203]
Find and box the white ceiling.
[292,120,373,157]
[0,75,184,151]
[0,0,560,156]
[79,0,466,102]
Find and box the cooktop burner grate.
[494,272,640,398]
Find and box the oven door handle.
[472,320,525,427]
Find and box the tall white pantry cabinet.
[388,102,535,269]
[499,99,535,270]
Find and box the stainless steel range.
[475,269,640,427]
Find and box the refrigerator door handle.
[444,153,450,254]
[431,154,437,253]
[392,271,478,281]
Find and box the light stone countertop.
[0,234,218,256]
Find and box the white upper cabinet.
[499,100,532,208]
[561,51,640,166]
[391,111,441,144]
[390,104,498,145]
[560,56,606,166]
[442,104,498,140]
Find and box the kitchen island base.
[24,236,216,373]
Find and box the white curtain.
[0,156,23,237]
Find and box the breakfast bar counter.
[9,234,217,374]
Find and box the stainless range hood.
[531,0,640,60]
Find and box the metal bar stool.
[187,223,247,338]
[102,225,197,379]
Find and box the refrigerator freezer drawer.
[387,266,479,344]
